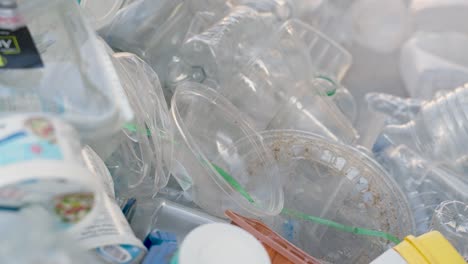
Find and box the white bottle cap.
[178,223,271,264]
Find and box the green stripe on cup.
[213,162,402,244]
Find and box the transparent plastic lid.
[0,0,133,139]
[234,130,415,263]
[171,82,284,217]
[106,52,173,199]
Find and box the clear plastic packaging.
[400,32,468,99]
[0,0,133,139]
[374,145,468,235]
[235,130,414,263]
[371,84,468,171]
[431,201,468,260]
[173,6,273,89]
[104,0,229,91]
[170,82,284,218]
[221,20,357,143]
[106,52,173,200]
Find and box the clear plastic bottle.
[372,84,468,170]
[431,201,468,260]
[374,144,468,234]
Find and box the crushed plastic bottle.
[370,84,468,171]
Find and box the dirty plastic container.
[232,130,414,263]
[400,32,468,99]
[178,223,271,264]
[170,82,284,218]
[105,52,173,200]
[431,201,468,260]
[0,114,99,229]
[0,0,133,139]
[228,0,295,22]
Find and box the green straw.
[213,162,402,244]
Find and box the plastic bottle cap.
[395,231,466,264]
[178,223,271,264]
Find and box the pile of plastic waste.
[0,0,467,263]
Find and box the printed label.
[76,150,145,264]
[0,115,96,228]
[72,195,145,263]
[0,6,43,68]
[0,179,94,227]
[0,115,82,166]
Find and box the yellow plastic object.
[395,231,466,264]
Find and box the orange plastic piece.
[226,210,321,264]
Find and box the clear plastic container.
[104,0,228,90]
[210,19,357,143]
[431,201,468,260]
[175,6,273,88]
[105,52,173,200]
[0,0,133,139]
[170,82,284,218]
[234,130,414,263]
[400,32,468,99]
[376,145,468,234]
